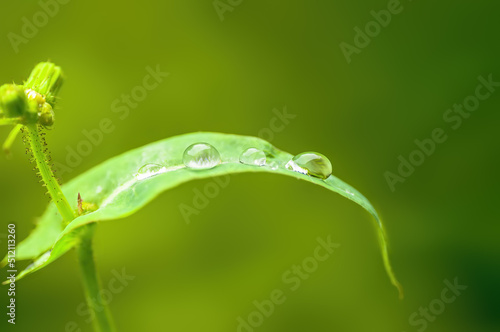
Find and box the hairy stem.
[77,226,116,332]
[25,123,76,222]
[11,62,115,332]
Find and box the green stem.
[3,124,22,156]
[25,123,76,222]
[77,226,116,332]
[15,62,115,332]
[0,117,22,126]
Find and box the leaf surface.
[4,132,402,296]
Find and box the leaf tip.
[376,225,403,299]
[396,281,404,300]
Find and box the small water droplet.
[25,249,52,271]
[136,163,166,179]
[183,143,221,169]
[40,249,52,262]
[286,152,332,179]
[268,160,280,170]
[138,163,164,174]
[240,148,266,166]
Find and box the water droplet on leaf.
[138,163,164,174]
[286,152,332,179]
[136,163,165,179]
[240,148,266,166]
[268,160,280,170]
[183,143,221,169]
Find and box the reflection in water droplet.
[138,163,164,174]
[183,143,221,169]
[286,152,332,179]
[136,163,166,180]
[268,160,280,170]
[240,148,266,166]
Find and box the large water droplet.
[136,163,166,179]
[240,148,266,166]
[287,152,332,179]
[183,143,221,169]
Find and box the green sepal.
[24,62,64,105]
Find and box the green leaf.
[4,132,402,297]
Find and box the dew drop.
[136,163,165,179]
[240,148,266,166]
[268,160,280,170]
[183,143,221,169]
[286,152,332,179]
[138,163,164,174]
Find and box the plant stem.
[77,226,116,332]
[27,117,116,332]
[0,117,22,126]
[18,63,116,332]
[25,123,76,223]
[3,124,22,156]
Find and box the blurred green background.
[0,0,499,331]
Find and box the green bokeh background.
[0,0,499,331]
